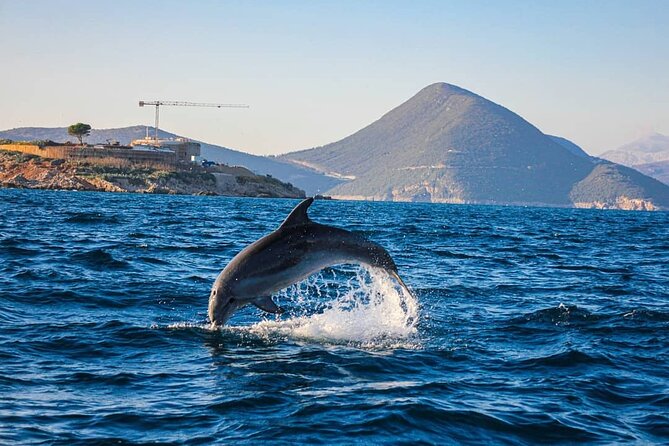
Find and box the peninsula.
[0,146,304,198]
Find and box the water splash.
[246,266,420,348]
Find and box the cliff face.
[0,150,305,198]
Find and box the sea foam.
[246,267,420,348]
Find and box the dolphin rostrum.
[208,197,412,326]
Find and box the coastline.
[0,149,305,199]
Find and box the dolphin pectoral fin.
[253,296,284,314]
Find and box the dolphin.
[208,197,412,326]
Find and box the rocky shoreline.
[0,150,305,198]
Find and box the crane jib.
[138,100,249,140]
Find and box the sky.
[1,0,668,156]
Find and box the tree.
[68,123,92,146]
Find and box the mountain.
[0,126,341,195]
[599,132,669,166]
[279,83,669,209]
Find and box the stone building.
[131,137,200,163]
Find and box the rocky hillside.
[0,150,304,198]
[280,83,669,210]
[0,126,341,195]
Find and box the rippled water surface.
[1,189,668,444]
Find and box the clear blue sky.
[1,0,667,155]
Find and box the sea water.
[0,189,667,444]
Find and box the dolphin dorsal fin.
[280,197,314,229]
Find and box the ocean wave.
[620,308,669,322]
[509,304,597,326]
[553,264,632,274]
[514,349,614,368]
[71,249,130,269]
[2,246,41,257]
[433,249,477,259]
[64,212,123,224]
[135,256,169,265]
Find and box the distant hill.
[0,126,150,145]
[0,126,341,195]
[570,159,669,210]
[600,132,669,166]
[279,83,669,209]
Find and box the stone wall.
[0,144,176,166]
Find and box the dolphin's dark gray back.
[276,197,397,272]
[228,198,397,293]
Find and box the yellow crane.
[138,100,249,141]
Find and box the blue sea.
[1,189,668,444]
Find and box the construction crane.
[138,100,249,141]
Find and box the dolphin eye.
[212,290,217,296]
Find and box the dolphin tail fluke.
[390,270,416,299]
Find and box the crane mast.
[138,100,249,141]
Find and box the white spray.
[247,266,420,348]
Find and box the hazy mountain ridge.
[633,160,669,186]
[598,133,669,186]
[279,83,669,209]
[0,126,341,195]
[0,126,151,145]
[599,132,669,166]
